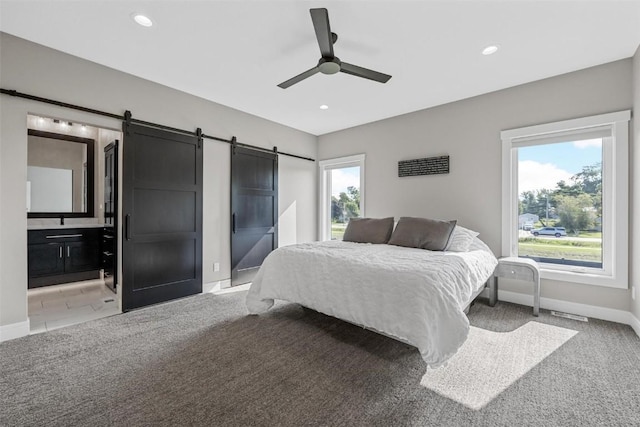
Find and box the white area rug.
[421,321,578,410]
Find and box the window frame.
[318,154,366,241]
[501,111,630,288]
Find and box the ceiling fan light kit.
[278,8,392,89]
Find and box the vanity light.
[482,45,499,55]
[53,119,60,124]
[319,105,329,110]
[132,13,153,27]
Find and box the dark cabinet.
[103,141,118,292]
[102,228,116,292]
[28,243,65,277]
[28,228,102,288]
[65,240,101,273]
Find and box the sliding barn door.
[122,123,203,311]
[231,146,278,286]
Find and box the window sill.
[539,266,627,289]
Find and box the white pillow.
[445,226,480,252]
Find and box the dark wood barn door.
[231,146,278,286]
[122,123,203,311]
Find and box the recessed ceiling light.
[319,105,329,110]
[132,13,153,27]
[482,45,499,55]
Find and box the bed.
[246,218,498,368]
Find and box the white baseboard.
[629,313,640,338]
[0,319,30,343]
[203,279,231,294]
[490,289,640,337]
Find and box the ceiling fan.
[278,8,392,89]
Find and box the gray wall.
[0,33,317,330]
[318,59,634,311]
[632,45,640,321]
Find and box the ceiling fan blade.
[278,66,320,89]
[310,8,334,58]
[340,62,392,83]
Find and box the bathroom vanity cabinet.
[28,227,102,288]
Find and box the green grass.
[331,222,347,240]
[518,240,602,262]
[577,231,602,238]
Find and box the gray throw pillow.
[343,217,395,244]
[388,217,457,251]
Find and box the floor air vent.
[550,311,588,322]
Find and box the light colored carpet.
[422,322,578,409]
[1,291,639,426]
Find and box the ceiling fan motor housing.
[277,8,391,88]
[318,57,341,74]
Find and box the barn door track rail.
[1,88,315,162]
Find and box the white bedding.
[246,238,498,367]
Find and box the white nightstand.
[492,257,540,316]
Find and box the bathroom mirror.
[27,129,94,218]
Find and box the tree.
[555,193,596,234]
[331,186,361,223]
[519,191,536,215]
[331,196,342,222]
[548,162,602,231]
[573,162,601,195]
[346,186,360,209]
[572,163,602,216]
[555,180,582,197]
[519,189,554,223]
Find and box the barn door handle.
[232,213,236,234]
[125,214,131,240]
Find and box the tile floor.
[28,280,120,334]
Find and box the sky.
[518,138,602,194]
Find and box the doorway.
[26,114,123,333]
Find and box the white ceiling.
[1,1,639,136]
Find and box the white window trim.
[501,110,630,288]
[318,154,365,241]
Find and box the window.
[318,154,365,241]
[501,111,629,288]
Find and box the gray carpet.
[1,291,639,426]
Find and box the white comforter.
[246,239,498,367]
